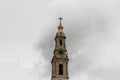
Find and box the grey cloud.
[35,0,120,80]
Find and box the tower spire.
[58,17,63,30]
[58,17,63,26]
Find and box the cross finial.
[58,17,63,26]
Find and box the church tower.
[51,17,69,80]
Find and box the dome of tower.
[58,25,63,30]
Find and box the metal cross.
[58,17,63,25]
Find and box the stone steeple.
[51,18,69,80]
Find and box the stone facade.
[51,19,69,80]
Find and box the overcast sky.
[0,0,120,80]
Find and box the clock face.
[59,50,63,55]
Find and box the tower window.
[60,32,62,36]
[60,40,62,46]
[59,50,63,55]
[59,64,63,75]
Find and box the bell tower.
[51,17,69,80]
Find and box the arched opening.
[60,40,62,46]
[60,32,62,35]
[59,64,63,75]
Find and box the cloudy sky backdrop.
[0,0,120,80]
